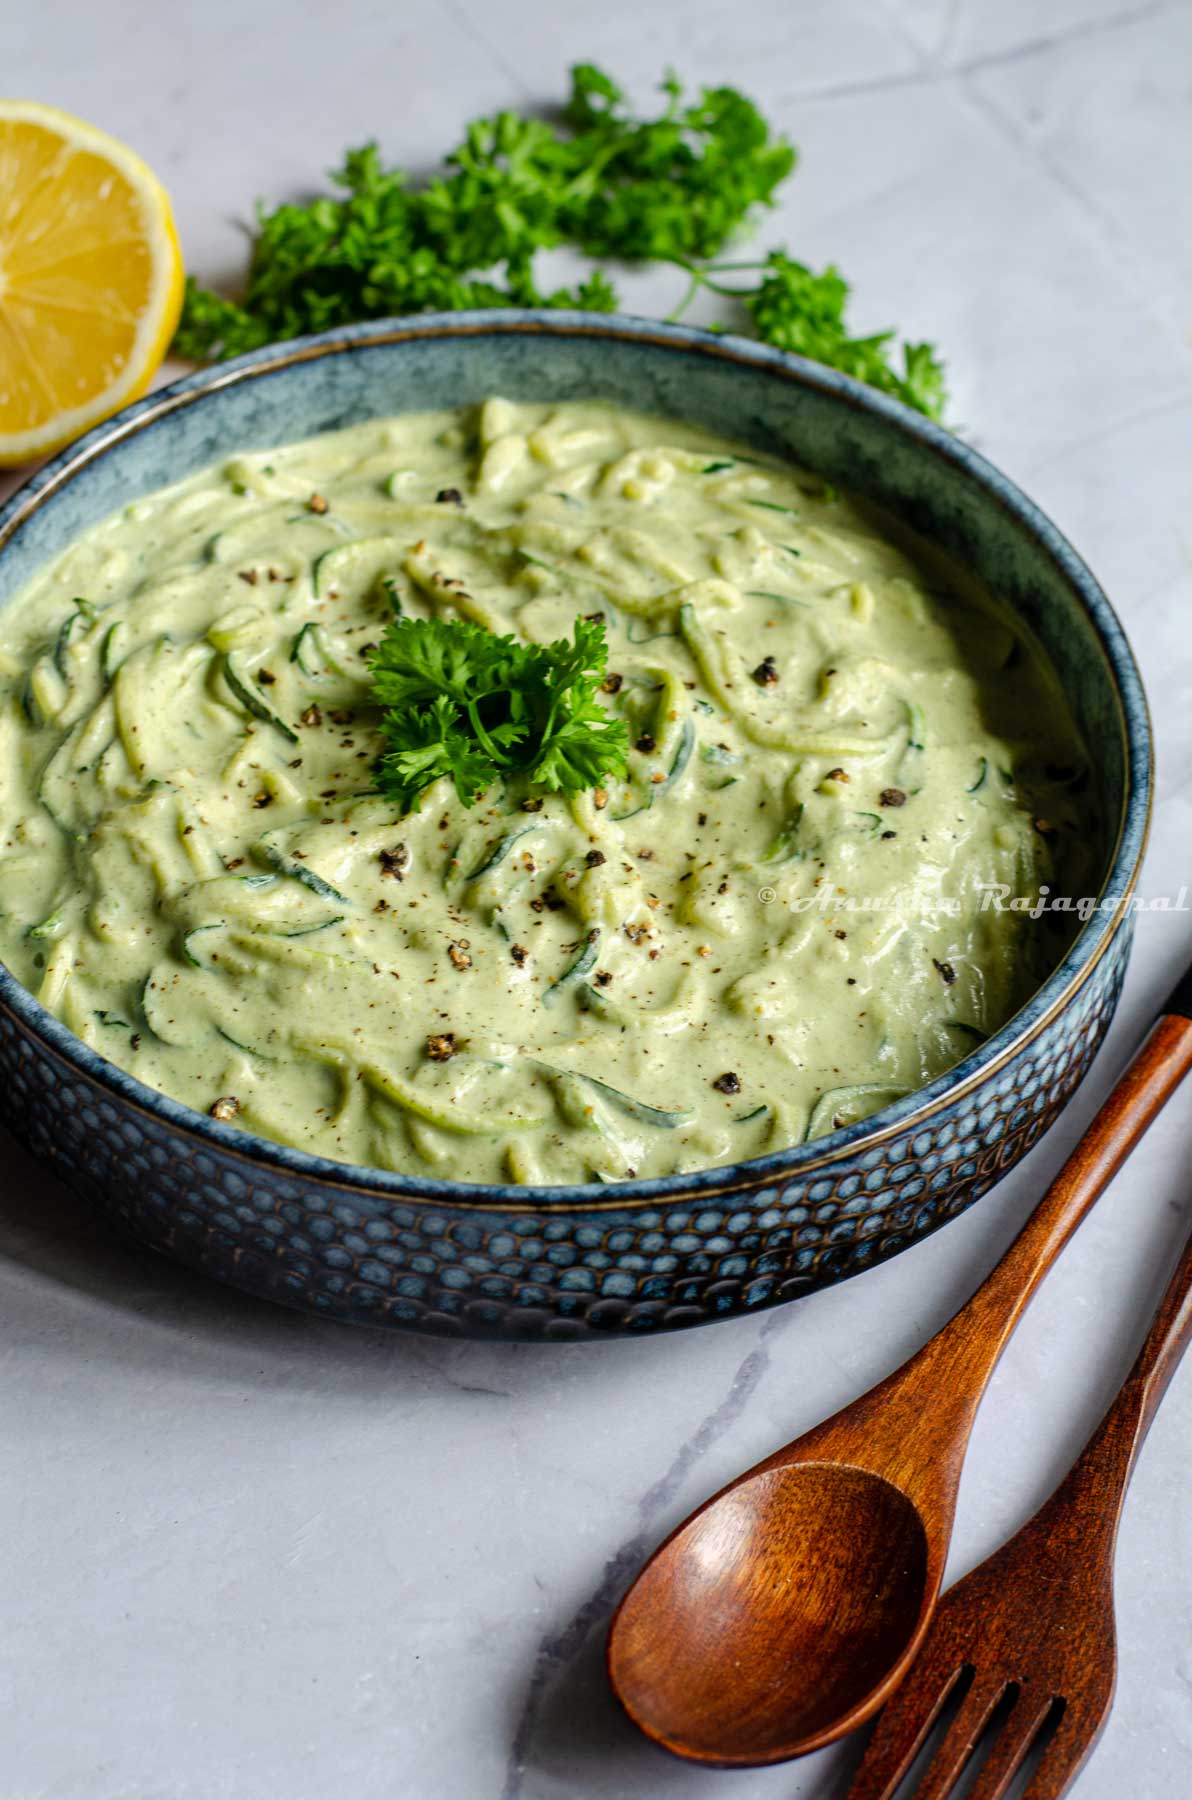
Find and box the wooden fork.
[846,1192,1192,1800]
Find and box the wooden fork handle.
[1044,1198,1192,1550]
[1115,1208,1192,1447]
[1164,957,1192,1022]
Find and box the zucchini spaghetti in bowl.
[0,396,1096,1186]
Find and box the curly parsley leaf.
[722,253,947,421]
[558,65,796,262]
[370,614,629,813]
[174,63,947,421]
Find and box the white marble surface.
[4,2,1192,1795]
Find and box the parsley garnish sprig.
[370,613,629,813]
[174,63,947,421]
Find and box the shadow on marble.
[504,1603,873,1799]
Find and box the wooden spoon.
[845,1207,1192,1799]
[607,975,1192,1767]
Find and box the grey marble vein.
[501,1311,790,1800]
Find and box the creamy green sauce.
[0,399,1097,1184]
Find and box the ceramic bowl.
[0,312,1151,1340]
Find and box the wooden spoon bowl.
[610,1464,929,1761]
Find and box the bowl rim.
[0,308,1153,1213]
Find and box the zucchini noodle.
[0,399,1097,1183]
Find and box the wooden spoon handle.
[951,1008,1192,1362]
[830,981,1192,1516]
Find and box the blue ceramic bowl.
[0,313,1151,1340]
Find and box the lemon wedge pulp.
[0,101,183,466]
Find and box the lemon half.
[0,101,184,466]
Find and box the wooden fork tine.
[1019,1707,1104,1800]
[910,1677,1021,1800]
[962,1693,1059,1800]
[845,1660,972,1800]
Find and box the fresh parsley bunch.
[173,63,948,421]
[370,614,629,812]
[174,65,791,361]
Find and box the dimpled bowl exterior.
[0,314,1151,1341]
